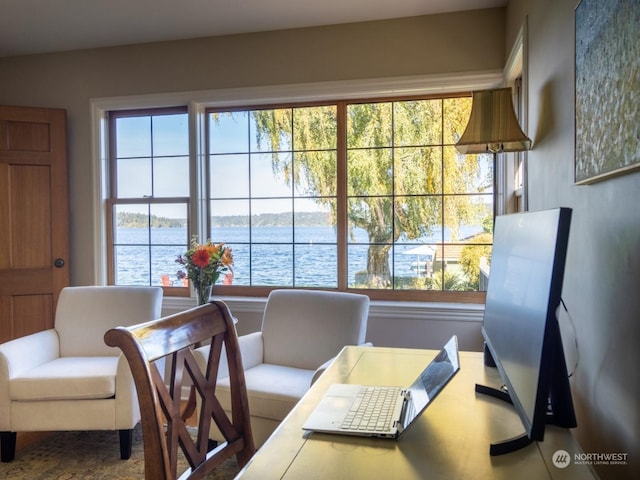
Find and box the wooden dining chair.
[104,300,255,480]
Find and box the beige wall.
[507,1,639,478]
[0,8,505,286]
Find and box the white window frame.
[502,19,530,213]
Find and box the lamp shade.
[455,87,532,154]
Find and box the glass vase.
[195,283,213,305]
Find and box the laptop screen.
[402,336,460,430]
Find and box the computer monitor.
[477,207,577,456]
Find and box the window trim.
[503,19,530,214]
[91,71,503,301]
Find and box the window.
[107,107,190,293]
[106,92,493,302]
[208,106,339,289]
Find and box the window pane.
[151,245,186,287]
[394,244,437,290]
[115,246,149,285]
[251,198,292,243]
[152,114,189,156]
[293,105,337,150]
[251,244,293,286]
[211,199,250,242]
[210,111,249,154]
[114,204,149,244]
[348,243,392,289]
[153,156,189,197]
[211,154,250,198]
[347,149,392,196]
[295,244,337,287]
[149,204,187,244]
[394,147,442,195]
[444,149,493,194]
[457,242,492,291]
[250,153,293,198]
[394,196,442,242]
[112,203,188,287]
[347,103,392,148]
[443,194,492,242]
[394,99,442,146]
[294,201,335,243]
[117,158,152,198]
[348,197,393,244]
[114,110,189,201]
[250,109,292,152]
[443,97,473,145]
[116,116,151,158]
[294,151,337,197]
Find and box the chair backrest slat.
[105,300,255,480]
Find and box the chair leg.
[119,429,133,460]
[1,431,17,462]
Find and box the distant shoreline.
[117,211,332,228]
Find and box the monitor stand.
[474,384,533,456]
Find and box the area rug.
[0,425,240,479]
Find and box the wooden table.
[235,346,597,480]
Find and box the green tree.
[459,233,493,290]
[250,97,488,288]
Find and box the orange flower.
[221,248,233,266]
[192,248,210,268]
[205,243,221,257]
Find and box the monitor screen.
[482,207,576,446]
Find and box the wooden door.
[0,105,69,343]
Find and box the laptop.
[302,335,460,438]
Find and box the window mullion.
[336,101,348,290]
[191,102,208,242]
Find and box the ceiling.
[0,0,506,58]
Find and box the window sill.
[162,295,484,323]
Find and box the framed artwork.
[574,0,640,184]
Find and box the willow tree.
[251,97,488,288]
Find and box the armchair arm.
[114,353,141,428]
[0,329,60,429]
[237,331,264,371]
[311,357,335,386]
[0,329,60,379]
[193,331,264,381]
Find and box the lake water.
[114,225,485,287]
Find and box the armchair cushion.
[216,364,315,420]
[9,356,119,401]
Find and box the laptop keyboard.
[340,386,403,432]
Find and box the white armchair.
[194,289,370,447]
[0,286,163,462]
